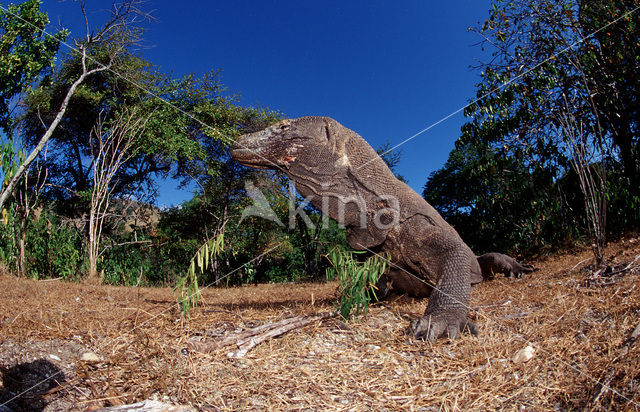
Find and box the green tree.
[21,52,207,208]
[579,0,640,197]
[428,0,640,255]
[376,141,407,183]
[0,0,67,232]
[423,140,579,254]
[0,0,67,134]
[0,0,146,213]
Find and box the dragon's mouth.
[229,146,273,169]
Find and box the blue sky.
[42,1,492,207]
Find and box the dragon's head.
[230,116,348,170]
[231,116,402,249]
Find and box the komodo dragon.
[477,253,534,279]
[230,116,483,341]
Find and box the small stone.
[80,352,101,362]
[512,345,535,363]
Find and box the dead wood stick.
[604,256,640,277]
[623,320,640,348]
[618,319,640,358]
[630,321,640,341]
[188,312,333,356]
[189,316,300,351]
[570,257,592,273]
[218,315,316,347]
[95,400,195,411]
[625,253,640,268]
[591,370,616,406]
[230,312,333,358]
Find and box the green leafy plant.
[24,212,83,280]
[0,138,24,224]
[325,248,387,319]
[100,234,152,286]
[175,232,224,315]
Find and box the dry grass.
[1,236,640,411]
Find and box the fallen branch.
[583,255,640,287]
[570,257,592,273]
[188,312,334,358]
[621,319,640,355]
[95,400,195,412]
[591,369,616,406]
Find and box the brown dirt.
[1,236,640,411]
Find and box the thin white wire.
[355,242,640,407]
[361,2,640,171]
[1,1,639,408]
[0,3,288,176]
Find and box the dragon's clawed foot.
[409,313,478,342]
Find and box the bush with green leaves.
[23,211,83,280]
[325,248,387,319]
[100,234,153,286]
[428,0,640,257]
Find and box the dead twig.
[188,312,334,358]
[570,257,593,273]
[591,370,616,406]
[621,320,640,355]
[94,400,195,411]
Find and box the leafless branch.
[188,312,334,358]
[87,106,152,278]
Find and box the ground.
[1,236,639,411]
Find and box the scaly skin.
[477,252,534,279]
[231,116,482,341]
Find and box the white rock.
[81,352,101,362]
[512,345,535,363]
[49,354,61,362]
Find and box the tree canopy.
[0,0,67,134]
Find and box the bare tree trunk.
[0,56,107,213]
[86,108,149,280]
[558,92,608,266]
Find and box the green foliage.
[0,208,83,280]
[0,1,355,292]
[0,0,58,220]
[424,141,580,254]
[20,50,209,204]
[0,137,24,221]
[325,248,387,319]
[0,202,18,269]
[424,0,640,255]
[0,0,67,134]
[376,141,407,183]
[100,236,152,286]
[175,233,224,315]
[25,212,82,280]
[159,175,347,287]
[579,0,640,195]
